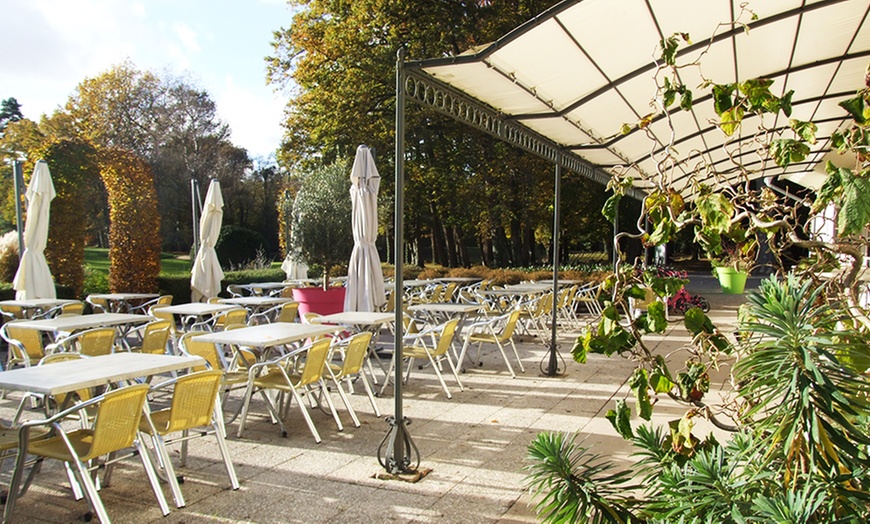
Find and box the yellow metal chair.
[327,332,380,425]
[0,322,46,369]
[191,307,247,331]
[0,304,24,323]
[132,319,172,355]
[178,331,252,404]
[85,295,109,314]
[46,327,117,357]
[388,318,462,399]
[441,282,458,303]
[5,384,170,522]
[140,370,239,509]
[238,337,339,441]
[249,301,299,325]
[130,294,173,314]
[459,309,524,378]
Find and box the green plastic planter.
[715,267,748,294]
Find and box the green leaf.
[606,399,633,439]
[660,36,680,66]
[629,369,653,420]
[837,167,870,236]
[712,83,735,115]
[839,94,866,124]
[650,371,675,394]
[768,138,810,168]
[720,105,744,136]
[571,332,589,364]
[647,218,675,246]
[679,88,694,111]
[602,193,621,222]
[790,119,817,144]
[696,191,733,233]
[645,301,668,333]
[684,307,710,335]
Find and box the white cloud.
[173,22,201,54]
[216,76,286,158]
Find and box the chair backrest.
[61,302,85,316]
[86,295,109,313]
[499,310,522,342]
[428,285,444,303]
[84,384,151,461]
[302,312,319,324]
[227,285,245,298]
[178,332,221,372]
[160,370,223,433]
[432,319,459,357]
[215,308,247,330]
[149,305,175,325]
[0,304,23,321]
[139,320,171,355]
[276,302,299,323]
[2,322,45,361]
[297,338,332,388]
[338,331,373,377]
[76,327,117,357]
[156,295,173,306]
[442,283,458,302]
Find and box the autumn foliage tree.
[36,138,101,296]
[100,148,161,292]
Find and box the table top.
[88,293,159,301]
[237,282,290,291]
[219,297,293,307]
[0,353,204,396]
[0,299,78,309]
[12,313,154,332]
[155,303,237,316]
[311,311,395,325]
[504,283,553,292]
[408,303,482,314]
[436,277,481,283]
[192,323,340,348]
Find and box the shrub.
[215,225,266,269]
[0,231,19,283]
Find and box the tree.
[268,0,576,268]
[0,97,23,133]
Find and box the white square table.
[235,282,291,296]
[309,311,396,385]
[88,293,159,313]
[0,353,204,396]
[156,303,237,331]
[12,313,154,336]
[218,296,292,315]
[192,323,340,350]
[0,299,79,319]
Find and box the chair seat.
[28,430,95,461]
[253,369,301,390]
[0,427,49,451]
[402,345,431,359]
[467,333,500,344]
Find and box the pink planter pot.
[292,287,346,316]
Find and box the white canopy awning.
[406,0,870,196]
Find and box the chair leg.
[426,354,452,399]
[71,459,111,524]
[135,439,172,515]
[210,414,240,490]
[237,382,256,438]
[331,376,361,428]
[148,433,185,509]
[289,387,322,443]
[509,338,525,373]
[494,339,517,378]
[358,372,381,417]
[443,353,464,392]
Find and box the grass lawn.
[85,247,191,276]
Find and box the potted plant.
[693,191,758,294]
[287,160,353,315]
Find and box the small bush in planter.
[288,160,353,290]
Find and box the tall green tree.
[0,97,23,134]
[268,0,572,267]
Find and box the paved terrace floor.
[0,274,757,523]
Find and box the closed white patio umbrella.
[12,160,57,300]
[343,145,385,312]
[190,180,225,302]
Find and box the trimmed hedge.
[156,268,286,302]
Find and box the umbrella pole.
[378,48,419,475]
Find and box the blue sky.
[0,0,295,159]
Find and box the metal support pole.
[12,161,24,259]
[191,178,201,257]
[378,48,419,475]
[545,163,563,377]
